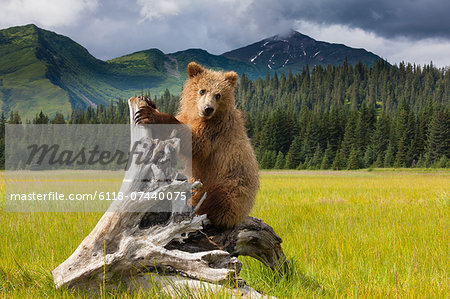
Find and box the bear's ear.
[187,62,205,78]
[224,71,238,87]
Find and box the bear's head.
[181,62,238,120]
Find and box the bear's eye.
[199,89,206,95]
[215,94,221,100]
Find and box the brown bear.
[135,62,259,228]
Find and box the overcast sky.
[1,0,449,67]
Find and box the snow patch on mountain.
[250,50,264,63]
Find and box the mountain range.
[0,24,380,120]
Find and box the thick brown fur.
[135,62,259,228]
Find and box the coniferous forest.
[1,59,449,169]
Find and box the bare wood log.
[52,96,287,297]
[165,216,289,274]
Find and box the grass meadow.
[0,169,449,298]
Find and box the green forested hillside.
[0,25,259,120]
[0,25,172,119]
[1,60,448,170]
[0,25,72,119]
[0,24,381,120]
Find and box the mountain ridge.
[222,30,379,70]
[0,24,381,120]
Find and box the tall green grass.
[0,169,449,297]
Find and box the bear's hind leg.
[195,184,253,228]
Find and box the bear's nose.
[204,106,214,116]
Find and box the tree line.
[240,60,449,169]
[1,59,449,169]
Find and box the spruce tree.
[394,136,407,167]
[373,153,384,168]
[327,108,343,156]
[8,111,22,124]
[309,144,322,169]
[426,109,450,163]
[384,143,394,167]
[355,105,376,151]
[416,155,425,168]
[340,112,357,161]
[259,151,269,169]
[274,151,285,169]
[424,152,432,168]
[437,156,448,168]
[51,113,66,124]
[284,136,302,169]
[260,151,276,169]
[347,147,360,170]
[33,111,49,124]
[320,143,332,169]
[269,151,277,169]
[363,146,374,168]
[371,112,390,160]
[331,149,344,170]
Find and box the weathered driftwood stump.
[52,96,288,297]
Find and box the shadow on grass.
[240,257,326,297]
[288,261,324,293]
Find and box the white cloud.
[0,0,98,28]
[386,38,450,68]
[131,0,262,54]
[136,0,253,22]
[137,0,183,20]
[295,20,450,67]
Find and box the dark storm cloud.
[1,0,449,66]
[234,0,450,41]
[285,0,450,40]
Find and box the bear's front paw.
[134,106,157,124]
